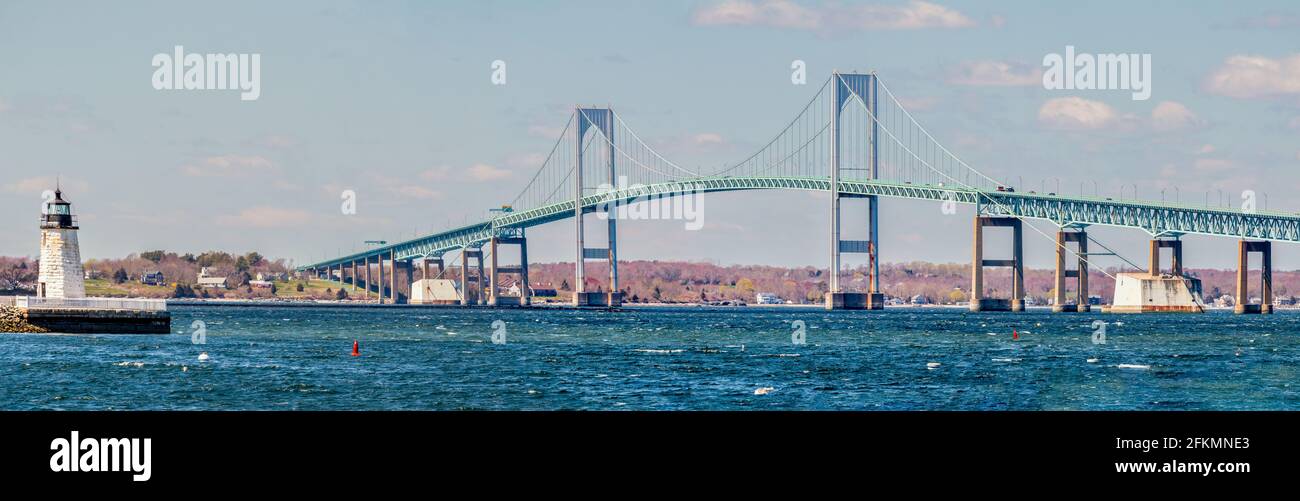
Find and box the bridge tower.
[825,72,884,310]
[573,107,621,307]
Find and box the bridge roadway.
[298,176,1300,270]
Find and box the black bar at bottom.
[0,411,1290,489]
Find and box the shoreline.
[161,298,1287,312]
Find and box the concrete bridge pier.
[362,256,371,300]
[421,256,444,281]
[394,257,411,304]
[824,195,885,310]
[487,235,531,307]
[970,216,1025,312]
[1052,229,1089,313]
[459,248,485,306]
[1150,238,1183,276]
[377,251,386,304]
[1235,240,1273,314]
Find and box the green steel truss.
[299,177,1300,270]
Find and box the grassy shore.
[81,278,364,300]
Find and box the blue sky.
[2,0,1299,270]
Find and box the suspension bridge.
[298,72,1295,313]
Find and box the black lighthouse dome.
[42,188,78,229]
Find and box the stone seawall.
[1,306,169,334]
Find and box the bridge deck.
[299,177,1300,270]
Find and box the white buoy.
[754,387,775,395]
[1086,358,1099,363]
[926,362,941,369]
[198,352,210,362]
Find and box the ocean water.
[2,305,1298,410]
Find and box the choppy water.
[2,305,1298,410]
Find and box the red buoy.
[1012,330,1019,340]
[351,339,360,357]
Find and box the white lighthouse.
[37,187,86,299]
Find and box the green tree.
[140,250,165,263]
[113,268,129,284]
[196,251,232,268]
[336,288,348,300]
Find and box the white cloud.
[505,152,547,170]
[419,163,516,183]
[651,132,732,155]
[1204,54,1300,99]
[897,96,939,111]
[368,172,444,200]
[1227,14,1300,30]
[259,135,298,149]
[1037,97,1117,130]
[691,0,819,29]
[464,163,511,182]
[1193,158,1235,173]
[182,155,275,177]
[691,132,726,145]
[393,185,441,200]
[527,125,566,139]
[1150,101,1203,131]
[691,0,975,32]
[419,165,452,181]
[2,176,91,195]
[1196,144,1215,155]
[216,206,312,228]
[947,61,1041,86]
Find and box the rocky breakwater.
[0,305,48,333]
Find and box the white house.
[197,267,228,289]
